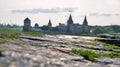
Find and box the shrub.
[103,43,120,51]
[71,49,99,61]
[72,49,120,61]
[0,39,5,44]
[101,52,120,58]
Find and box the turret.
[48,19,52,27]
[23,17,31,32]
[34,23,39,28]
[67,14,74,34]
[67,14,73,25]
[82,16,89,33]
[83,16,88,26]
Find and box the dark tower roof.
[35,23,39,28]
[67,14,73,24]
[48,19,52,26]
[83,16,88,26]
[24,17,30,21]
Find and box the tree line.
[89,25,120,34]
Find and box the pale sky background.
[0,0,120,26]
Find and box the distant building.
[34,23,39,28]
[23,14,90,35]
[23,18,31,32]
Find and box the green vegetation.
[103,43,120,51]
[0,39,5,44]
[71,40,120,52]
[101,52,120,58]
[71,49,99,61]
[0,24,22,56]
[71,49,120,61]
[71,41,120,61]
[89,25,120,35]
[0,28,20,40]
[71,40,98,45]
[23,32,45,37]
[41,25,52,31]
[0,24,45,45]
[0,27,22,45]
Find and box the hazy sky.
[0,0,120,26]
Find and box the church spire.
[48,19,52,27]
[69,14,73,21]
[67,14,73,25]
[83,16,88,26]
[82,16,89,33]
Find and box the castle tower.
[48,19,52,27]
[23,17,31,32]
[34,23,39,28]
[83,16,88,26]
[67,14,74,34]
[82,16,89,33]
[67,14,73,25]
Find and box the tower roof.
[48,19,51,23]
[35,23,39,26]
[24,17,30,21]
[68,14,73,21]
[67,14,73,24]
[83,16,88,25]
[35,23,39,28]
[48,19,52,26]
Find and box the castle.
[23,14,89,35]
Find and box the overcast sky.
[0,0,120,26]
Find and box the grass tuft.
[71,49,99,61]
[23,32,45,37]
[71,49,120,61]
[0,39,5,44]
[103,43,120,51]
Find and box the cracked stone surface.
[0,35,120,67]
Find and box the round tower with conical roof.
[34,23,39,28]
[23,17,31,32]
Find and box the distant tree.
[41,25,51,31]
[6,24,11,27]
[93,27,104,34]
[110,25,120,33]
